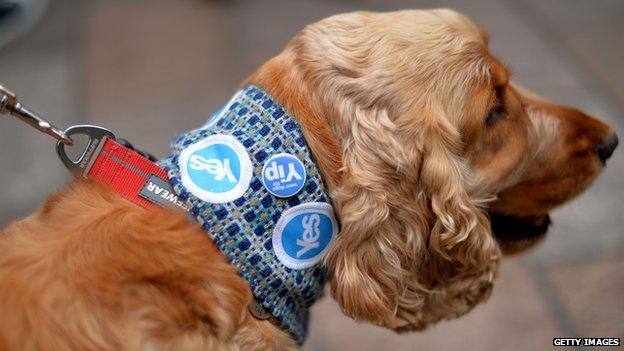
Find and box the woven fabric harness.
[158,86,337,344]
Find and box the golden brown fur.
[0,9,615,350]
[0,181,296,350]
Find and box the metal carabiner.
[0,83,73,145]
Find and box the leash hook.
[0,83,73,145]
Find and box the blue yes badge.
[273,203,338,269]
[179,134,252,203]
[262,153,306,198]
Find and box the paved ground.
[0,1,622,350]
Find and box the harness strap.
[86,137,170,209]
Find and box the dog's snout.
[596,133,618,164]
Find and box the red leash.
[1,85,183,210]
[88,137,169,209]
[56,125,187,211]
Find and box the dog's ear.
[324,102,501,330]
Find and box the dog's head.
[249,9,616,333]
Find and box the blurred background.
[0,0,622,350]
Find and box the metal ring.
[55,125,115,177]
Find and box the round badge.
[272,202,338,270]
[179,134,252,203]
[261,153,307,198]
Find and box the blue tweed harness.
[158,86,338,344]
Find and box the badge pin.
[272,202,338,270]
[262,153,306,198]
[179,134,252,203]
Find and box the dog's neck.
[245,52,343,192]
[158,85,339,345]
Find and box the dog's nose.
[596,133,618,164]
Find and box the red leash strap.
[56,126,187,211]
[86,138,168,209]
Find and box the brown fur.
[0,181,296,350]
[0,9,615,350]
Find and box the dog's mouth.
[488,211,551,254]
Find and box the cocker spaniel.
[0,9,617,350]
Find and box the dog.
[0,9,617,350]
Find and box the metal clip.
[0,83,73,145]
[56,125,116,177]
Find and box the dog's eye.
[486,104,505,126]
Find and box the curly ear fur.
[324,97,500,330]
[268,9,504,330]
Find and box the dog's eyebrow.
[490,61,510,88]
[489,65,510,107]
[494,84,505,102]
